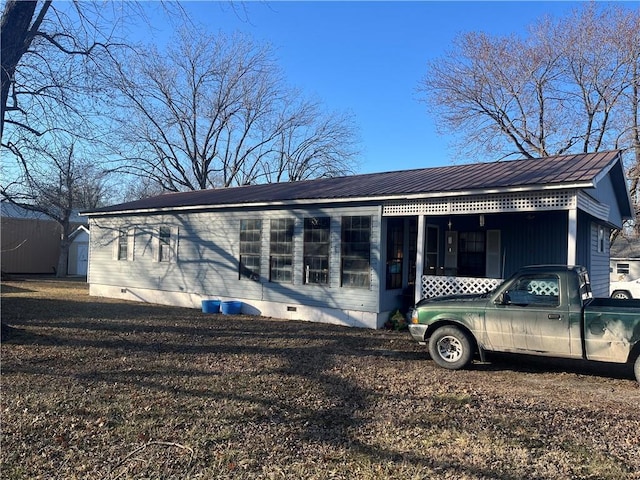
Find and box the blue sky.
[161,1,627,174]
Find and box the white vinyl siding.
[88,206,381,313]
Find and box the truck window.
[505,275,560,307]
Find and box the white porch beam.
[567,207,577,265]
[414,215,426,303]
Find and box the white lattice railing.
[421,275,503,299]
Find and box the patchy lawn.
[1,279,639,480]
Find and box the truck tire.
[611,290,632,300]
[428,325,473,370]
[635,356,640,384]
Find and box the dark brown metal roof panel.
[85,151,622,214]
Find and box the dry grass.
[1,278,639,480]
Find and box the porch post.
[567,207,577,265]
[414,214,426,303]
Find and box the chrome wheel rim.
[437,335,463,362]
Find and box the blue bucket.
[201,300,221,314]
[221,300,242,315]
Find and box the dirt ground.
[1,278,639,479]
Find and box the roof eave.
[82,181,591,217]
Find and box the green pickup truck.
[408,265,640,383]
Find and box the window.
[114,228,134,261]
[117,229,128,261]
[617,263,630,275]
[458,231,485,277]
[386,218,403,289]
[341,216,371,288]
[505,275,560,307]
[239,219,261,280]
[597,225,606,253]
[304,217,330,284]
[159,227,171,262]
[270,218,294,283]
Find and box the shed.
[1,201,87,275]
[68,225,90,276]
[82,151,634,329]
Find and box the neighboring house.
[610,235,640,282]
[609,235,640,299]
[1,201,87,274]
[68,225,90,276]
[82,151,633,329]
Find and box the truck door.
[485,274,572,355]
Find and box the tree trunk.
[0,0,38,141]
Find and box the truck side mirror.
[495,292,509,305]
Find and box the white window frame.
[112,227,135,261]
[153,226,178,263]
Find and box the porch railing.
[421,275,503,299]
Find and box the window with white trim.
[304,217,330,284]
[239,219,261,280]
[117,229,128,261]
[597,225,606,253]
[113,228,134,261]
[270,218,294,283]
[154,226,178,263]
[341,216,371,288]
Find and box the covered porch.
[379,187,608,311]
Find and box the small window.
[304,217,330,284]
[617,263,630,275]
[270,218,294,283]
[117,230,128,261]
[240,219,261,280]
[597,226,606,253]
[341,216,371,288]
[159,227,171,262]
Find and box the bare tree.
[418,3,640,230]
[1,140,110,276]
[0,0,144,285]
[109,28,360,192]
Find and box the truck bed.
[583,297,640,363]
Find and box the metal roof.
[84,150,625,216]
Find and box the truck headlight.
[410,308,419,324]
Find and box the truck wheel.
[428,325,473,370]
[635,356,640,384]
[611,290,632,300]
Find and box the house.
[610,235,640,282]
[82,151,634,329]
[1,201,87,275]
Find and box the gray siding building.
[83,151,634,328]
